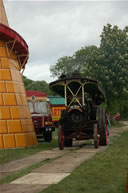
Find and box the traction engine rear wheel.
[58,125,64,150]
[94,124,99,148]
[97,107,107,146]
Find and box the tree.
[74,46,102,79]
[50,56,76,78]
[99,24,128,102]
[50,24,128,106]
[49,24,128,114]
[22,76,54,95]
[50,46,102,79]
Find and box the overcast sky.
[4,0,128,83]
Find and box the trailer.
[49,72,107,150]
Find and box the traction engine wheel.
[94,124,99,148]
[58,125,64,150]
[97,107,107,146]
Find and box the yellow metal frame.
[17,54,29,74]
[5,40,28,73]
[64,80,85,109]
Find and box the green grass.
[0,138,58,165]
[110,118,125,128]
[121,118,128,121]
[41,131,128,193]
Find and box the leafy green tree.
[50,24,128,113]
[50,56,76,78]
[22,76,54,95]
[74,46,102,79]
[99,24,128,102]
[50,46,102,79]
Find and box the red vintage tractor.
[49,72,107,150]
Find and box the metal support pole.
[82,83,85,106]
[64,84,67,107]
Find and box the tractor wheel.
[58,125,64,150]
[94,124,99,148]
[96,107,107,146]
[44,132,52,142]
[64,139,72,147]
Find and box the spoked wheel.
[94,124,99,149]
[96,107,107,146]
[58,125,64,150]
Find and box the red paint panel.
[26,91,47,98]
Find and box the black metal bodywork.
[49,72,107,149]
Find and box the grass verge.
[41,130,128,193]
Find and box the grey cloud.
[4,1,128,82]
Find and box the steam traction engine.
[49,72,107,150]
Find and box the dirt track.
[0,122,128,193]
